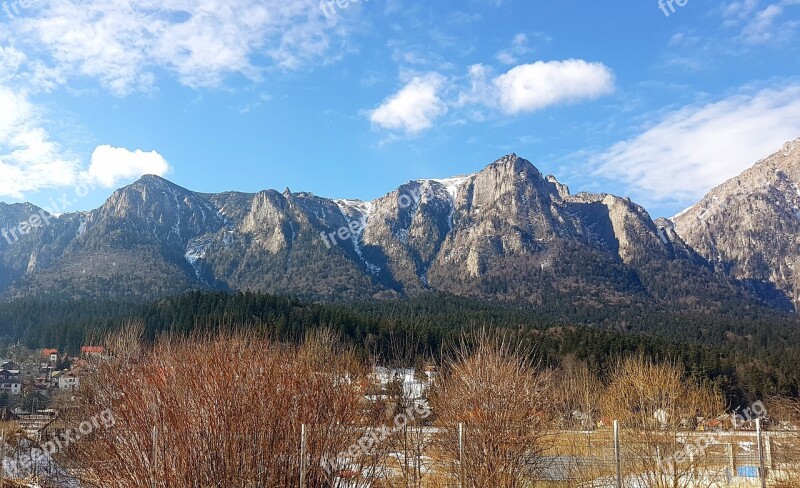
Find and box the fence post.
[1,430,5,488]
[765,433,774,470]
[726,443,735,478]
[151,426,158,488]
[613,420,622,488]
[300,424,307,488]
[756,419,767,488]
[458,422,464,488]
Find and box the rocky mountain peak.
[782,137,800,156]
[672,138,800,309]
[0,148,795,309]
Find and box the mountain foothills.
[0,140,798,313]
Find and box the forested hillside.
[0,291,797,404]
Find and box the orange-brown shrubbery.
[63,328,759,488]
[69,328,377,487]
[601,356,727,488]
[429,333,552,487]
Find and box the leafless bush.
[766,396,800,487]
[429,331,552,487]
[550,362,603,430]
[65,328,378,487]
[601,356,726,488]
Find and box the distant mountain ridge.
[672,138,800,310]
[0,145,797,311]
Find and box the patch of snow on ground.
[671,203,697,220]
[335,199,373,219]
[76,218,87,237]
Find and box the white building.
[56,371,80,391]
[0,381,21,395]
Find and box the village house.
[0,371,21,395]
[55,370,80,391]
[80,345,105,359]
[41,348,58,364]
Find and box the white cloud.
[495,33,530,65]
[9,0,346,95]
[0,84,170,198]
[594,84,800,206]
[371,60,615,136]
[459,60,615,115]
[369,74,448,134]
[0,86,80,199]
[723,0,800,45]
[492,60,615,114]
[86,145,171,188]
[494,32,550,66]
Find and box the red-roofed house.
[41,349,58,363]
[81,346,105,358]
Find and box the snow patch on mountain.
[76,218,87,237]
[423,174,474,202]
[185,236,214,278]
[334,199,380,274]
[335,199,373,219]
[656,227,669,245]
[671,203,696,220]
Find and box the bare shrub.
[601,356,726,488]
[766,396,800,487]
[429,331,552,487]
[548,364,613,485]
[65,329,378,487]
[550,362,603,429]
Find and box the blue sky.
[1,0,799,218]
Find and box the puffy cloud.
[86,145,171,188]
[0,86,80,199]
[594,84,800,206]
[371,59,615,136]
[369,74,448,134]
[492,60,615,114]
[0,84,170,198]
[9,0,345,95]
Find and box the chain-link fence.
[427,420,800,488]
[4,419,800,487]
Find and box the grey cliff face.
[0,151,789,309]
[672,138,800,309]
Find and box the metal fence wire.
[4,419,800,487]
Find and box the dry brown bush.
[429,331,551,487]
[66,327,380,487]
[765,396,800,487]
[601,356,726,488]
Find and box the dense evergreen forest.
[0,291,797,405]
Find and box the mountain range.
[1,139,798,312]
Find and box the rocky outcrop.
[672,139,800,309]
[0,152,780,309]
